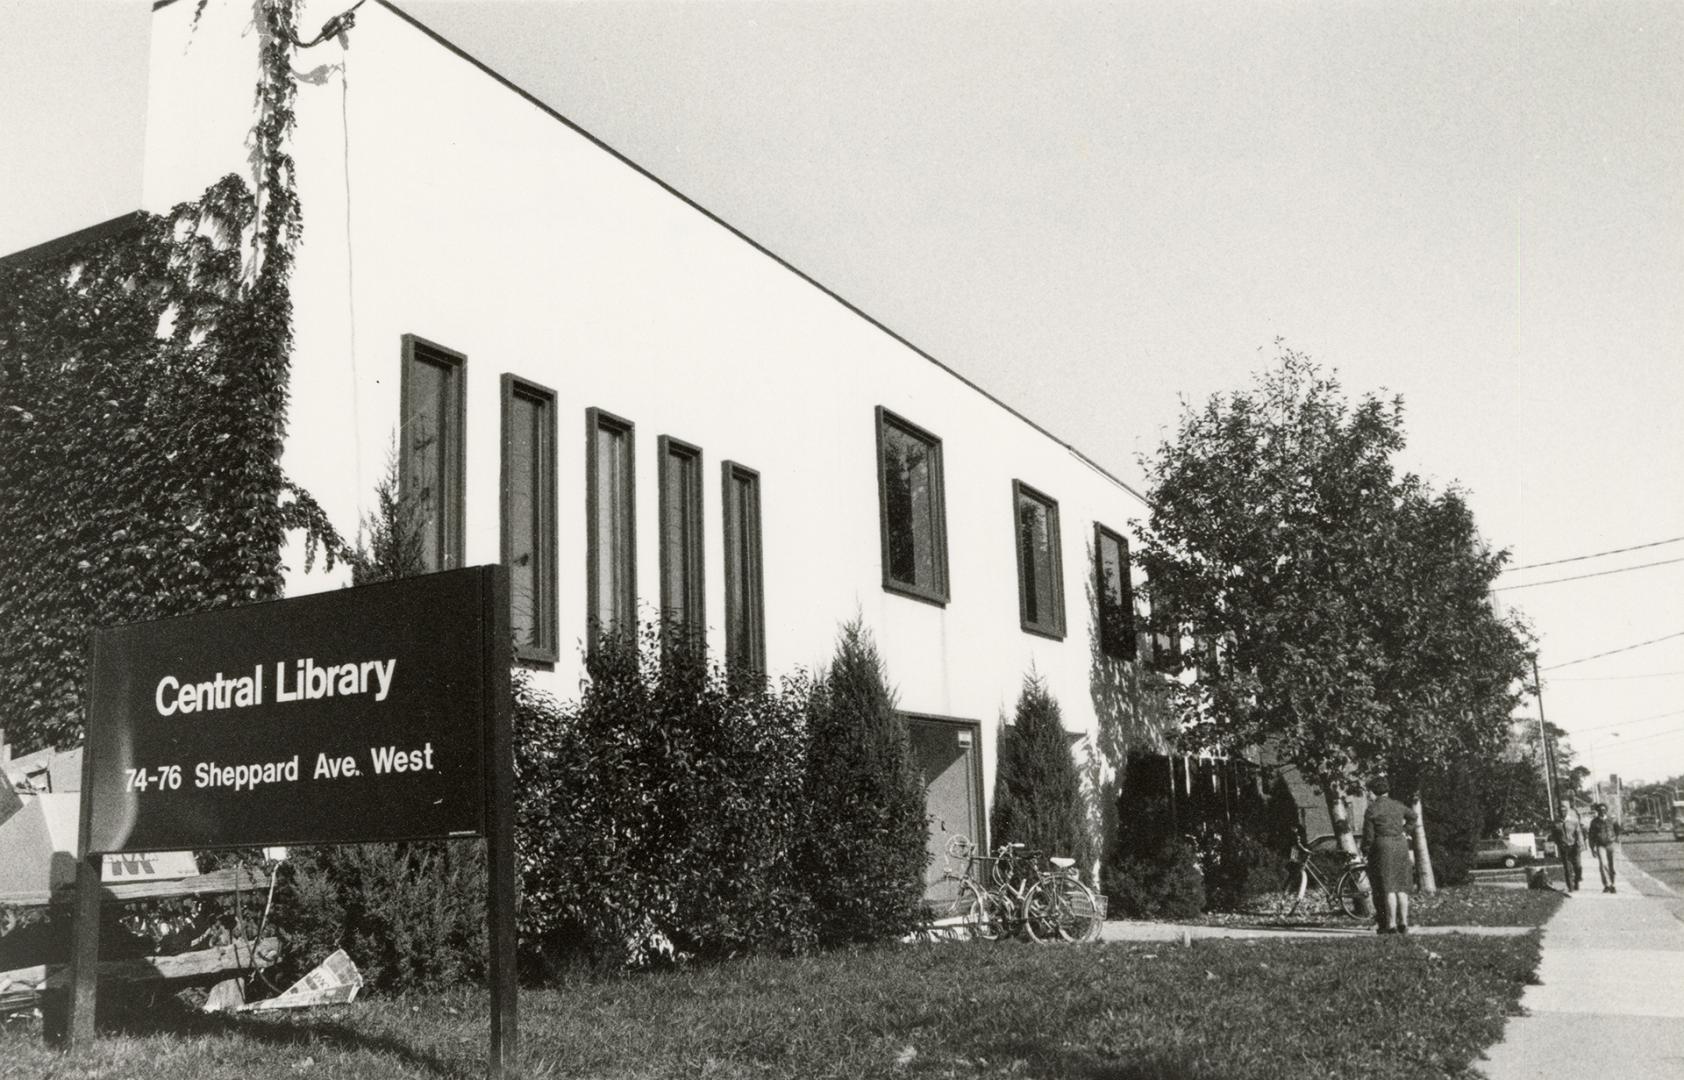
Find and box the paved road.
[1621,832,1684,894]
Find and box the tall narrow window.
[502,376,557,663]
[1094,523,1136,661]
[722,461,765,680]
[400,335,465,572]
[586,408,635,652]
[658,435,705,652]
[1013,480,1065,639]
[875,407,949,604]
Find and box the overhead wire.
[1490,554,1684,591]
[1539,630,1684,671]
[1564,723,1684,750]
[1504,534,1684,573]
[1551,708,1684,736]
[1551,670,1684,681]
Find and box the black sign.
[84,568,495,852]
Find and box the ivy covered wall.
[0,0,340,754]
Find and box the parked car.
[1472,838,1533,869]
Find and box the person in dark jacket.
[1588,802,1617,893]
[1554,799,1585,892]
[1361,777,1417,934]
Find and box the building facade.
[73,0,1169,895]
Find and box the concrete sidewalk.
[1476,846,1684,1080]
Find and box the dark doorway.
[906,715,983,905]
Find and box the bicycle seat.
[1048,857,1076,869]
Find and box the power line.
[1554,709,1684,735]
[1505,534,1684,573]
[1551,670,1684,681]
[1563,723,1684,750]
[1491,554,1684,591]
[1540,630,1684,671]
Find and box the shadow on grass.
[54,990,472,1078]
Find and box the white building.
[45,0,1167,897]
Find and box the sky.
[2,0,1681,790]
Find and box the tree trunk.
[1411,794,1436,893]
[1323,780,1373,915]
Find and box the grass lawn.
[3,928,1543,1080]
[1191,881,1565,931]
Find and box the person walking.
[1361,776,1416,934]
[1553,799,1586,892]
[1588,802,1617,893]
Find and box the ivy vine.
[0,0,346,753]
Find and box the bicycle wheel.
[1046,876,1101,942]
[1022,880,1059,943]
[1023,876,1096,943]
[959,882,1008,942]
[1334,869,1365,918]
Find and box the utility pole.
[1532,654,1561,824]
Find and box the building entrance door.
[906,716,982,905]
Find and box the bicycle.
[936,835,1012,940]
[1284,834,1368,919]
[1020,855,1104,943]
[940,836,1103,943]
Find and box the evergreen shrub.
[795,621,928,947]
[1102,837,1206,920]
[991,675,1093,870]
[515,630,811,971]
[278,842,486,994]
[1200,825,1290,910]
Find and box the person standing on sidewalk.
[1362,776,1416,934]
[1553,799,1586,892]
[1588,802,1617,893]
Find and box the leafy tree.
[992,675,1091,869]
[796,621,928,946]
[1469,721,1562,834]
[1135,348,1530,857]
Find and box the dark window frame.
[657,434,706,653]
[1012,479,1066,640]
[1094,522,1137,662]
[722,460,766,681]
[585,407,637,654]
[500,374,559,666]
[398,334,467,572]
[874,406,950,606]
